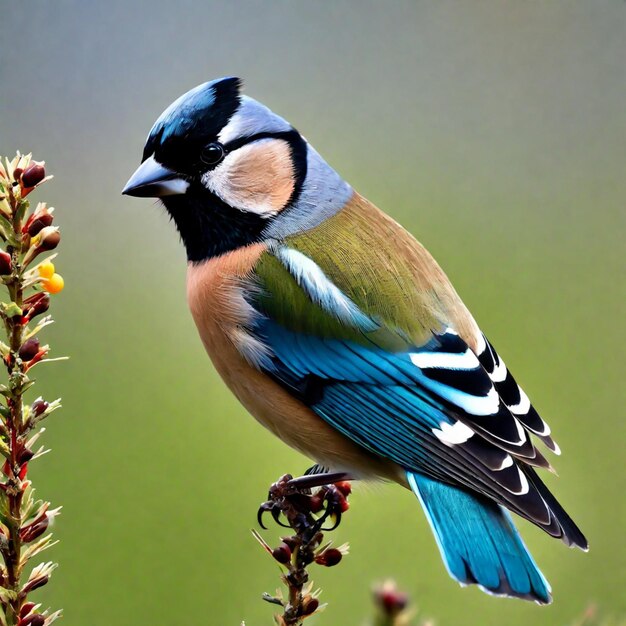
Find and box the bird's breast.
[185,245,400,481]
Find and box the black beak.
[122,156,189,197]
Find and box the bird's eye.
[200,142,226,166]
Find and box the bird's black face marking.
[161,183,269,262]
[143,76,241,176]
[131,76,309,263]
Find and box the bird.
[122,76,587,604]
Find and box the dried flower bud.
[27,214,54,237]
[20,162,46,189]
[19,338,40,362]
[280,536,298,551]
[22,292,50,321]
[308,494,324,513]
[36,226,60,251]
[315,548,343,567]
[272,542,292,564]
[0,251,12,275]
[21,574,49,594]
[334,481,352,497]
[19,602,36,618]
[301,597,319,616]
[23,203,54,235]
[17,446,34,464]
[374,581,409,616]
[0,249,11,271]
[31,398,49,417]
[19,613,46,626]
[20,519,49,543]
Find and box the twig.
[254,473,352,626]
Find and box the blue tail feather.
[407,471,551,604]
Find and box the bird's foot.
[256,470,353,537]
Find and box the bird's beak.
[122,155,189,197]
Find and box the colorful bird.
[123,77,587,603]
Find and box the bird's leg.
[287,469,354,491]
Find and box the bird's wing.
[239,195,585,548]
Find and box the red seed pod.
[0,251,12,275]
[31,398,49,417]
[280,536,298,551]
[23,203,54,235]
[19,613,46,626]
[19,602,36,618]
[27,213,54,237]
[272,542,292,564]
[13,168,24,182]
[315,548,343,567]
[22,292,50,321]
[19,338,40,361]
[20,519,49,543]
[36,226,60,251]
[20,162,46,188]
[301,597,319,616]
[21,574,49,594]
[308,494,324,513]
[17,446,34,464]
[334,481,352,497]
[375,582,409,616]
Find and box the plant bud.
[20,519,49,543]
[315,548,343,567]
[309,494,324,513]
[375,581,409,616]
[31,398,49,417]
[19,602,36,618]
[301,597,319,616]
[272,542,292,564]
[22,292,50,321]
[335,481,352,497]
[280,536,298,551]
[27,213,54,237]
[20,162,46,188]
[19,613,46,626]
[36,226,60,251]
[19,338,40,362]
[0,250,12,275]
[21,574,48,594]
[17,446,34,464]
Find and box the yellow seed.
[43,273,64,294]
[38,260,55,279]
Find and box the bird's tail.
[407,471,552,604]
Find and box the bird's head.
[123,77,350,262]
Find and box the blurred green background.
[1,2,625,625]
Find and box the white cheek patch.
[202,139,295,217]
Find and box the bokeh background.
[1,2,625,625]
